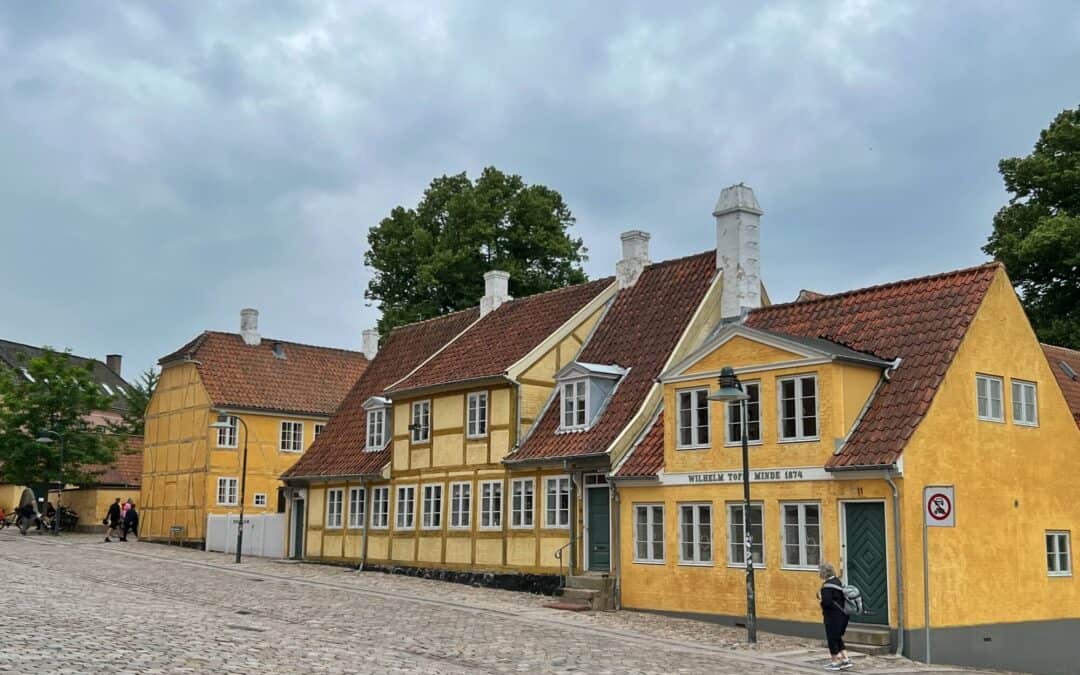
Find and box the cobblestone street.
[0,531,1005,674]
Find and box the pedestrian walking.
[120,500,139,541]
[819,562,853,670]
[17,502,39,535]
[103,498,122,542]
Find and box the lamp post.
[35,430,64,535]
[209,411,249,563]
[708,366,757,644]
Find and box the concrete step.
[847,625,891,647]
[543,601,590,612]
[558,587,598,605]
[845,642,893,656]
[564,575,610,591]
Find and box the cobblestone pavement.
[0,531,1009,674]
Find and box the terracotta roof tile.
[283,309,479,479]
[746,263,1000,469]
[388,279,614,394]
[83,436,143,487]
[160,332,367,417]
[613,411,664,478]
[1043,343,1080,428]
[510,251,717,463]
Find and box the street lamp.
[708,366,757,644]
[209,411,249,563]
[35,430,64,536]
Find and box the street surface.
[0,530,1005,674]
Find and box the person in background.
[0,505,6,529]
[103,498,122,543]
[120,499,138,541]
[819,562,853,671]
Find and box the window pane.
[651,506,664,560]
[694,391,709,445]
[699,507,712,562]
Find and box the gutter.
[503,451,610,469]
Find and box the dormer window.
[556,362,627,432]
[363,396,391,452]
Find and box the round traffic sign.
[927,492,952,521]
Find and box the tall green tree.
[112,368,158,436]
[984,107,1080,349]
[365,167,588,335]
[0,348,121,486]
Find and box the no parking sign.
[924,486,955,527]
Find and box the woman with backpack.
[819,562,853,670]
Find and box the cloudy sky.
[2,1,1078,378]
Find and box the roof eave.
[503,450,610,469]
[385,374,514,400]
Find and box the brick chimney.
[714,183,762,320]
[362,329,379,360]
[105,354,122,377]
[615,230,650,289]
[240,308,261,346]
[480,271,512,318]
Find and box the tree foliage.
[112,368,158,436]
[984,107,1080,349]
[0,348,121,486]
[365,167,588,335]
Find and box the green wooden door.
[587,488,610,571]
[844,502,888,625]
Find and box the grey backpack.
[823,581,865,616]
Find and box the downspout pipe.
[611,480,622,609]
[359,478,372,572]
[885,466,905,657]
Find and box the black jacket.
[124,508,138,525]
[106,503,122,525]
[820,576,847,617]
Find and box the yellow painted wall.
[142,362,328,543]
[898,269,1080,629]
[56,487,132,530]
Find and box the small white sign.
[924,486,955,527]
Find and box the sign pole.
[921,485,954,665]
[922,516,931,664]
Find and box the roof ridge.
[642,248,715,271]
[1042,342,1080,356]
[496,275,615,309]
[201,331,366,357]
[387,306,481,333]
[0,338,105,366]
[755,261,1003,313]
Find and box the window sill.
[279,449,303,453]
[723,440,763,448]
[448,525,471,531]
[777,437,820,444]
[676,445,711,451]
[1048,572,1073,578]
[677,561,714,567]
[346,525,365,531]
[370,525,389,531]
[780,565,819,572]
[633,559,666,565]
[727,562,767,570]
[1014,421,1039,428]
[466,434,488,441]
[509,524,535,531]
[326,526,343,531]
[479,526,503,532]
[976,416,1005,424]
[216,446,238,450]
[421,526,442,531]
[410,441,431,448]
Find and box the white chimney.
[480,270,512,318]
[714,183,762,320]
[362,329,379,360]
[616,230,651,289]
[240,308,261,346]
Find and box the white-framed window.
[1047,531,1072,577]
[976,374,1004,422]
[544,476,571,529]
[411,400,431,444]
[366,408,387,451]
[348,487,366,529]
[634,504,665,563]
[280,421,304,452]
[778,375,818,441]
[395,485,416,529]
[371,486,390,529]
[511,478,535,529]
[326,488,344,529]
[728,502,765,567]
[314,423,326,438]
[480,480,503,530]
[421,484,443,530]
[216,477,238,506]
[725,381,761,445]
[561,380,588,430]
[781,502,821,569]
[253,493,267,507]
[216,415,239,448]
[450,482,471,529]
[1011,380,1038,426]
[678,503,712,565]
[676,388,710,449]
[467,391,488,438]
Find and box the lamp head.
[708,366,749,402]
[208,412,233,430]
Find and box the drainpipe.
[611,480,622,609]
[885,467,905,657]
[359,478,372,571]
[565,461,578,574]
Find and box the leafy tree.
[112,368,158,436]
[0,348,121,486]
[984,107,1080,349]
[365,167,589,335]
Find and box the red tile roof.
[746,263,1000,469]
[160,332,368,417]
[388,279,614,394]
[510,251,717,463]
[83,436,143,487]
[613,411,664,478]
[282,309,479,479]
[1043,343,1080,428]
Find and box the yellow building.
[141,309,367,545]
[612,263,1080,673]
